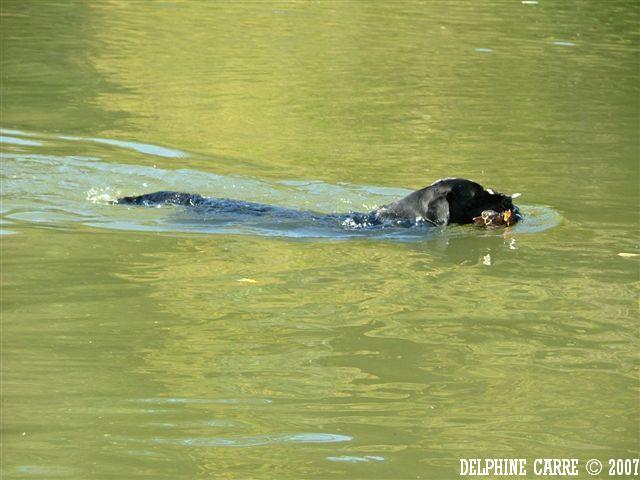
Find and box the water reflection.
[62,135,188,158]
[2,0,638,478]
[0,135,43,146]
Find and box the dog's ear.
[425,196,450,226]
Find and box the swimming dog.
[117,178,521,229]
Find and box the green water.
[1,1,638,478]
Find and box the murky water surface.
[1,2,638,478]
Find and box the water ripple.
[1,129,561,239]
[152,432,352,447]
[0,135,43,146]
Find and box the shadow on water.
[1,128,561,241]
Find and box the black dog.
[117,178,521,229]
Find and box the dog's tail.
[116,191,205,206]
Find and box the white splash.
[86,187,120,204]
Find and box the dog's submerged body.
[117,178,521,229]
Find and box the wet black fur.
[117,178,520,228]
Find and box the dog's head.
[474,188,522,226]
[412,178,522,227]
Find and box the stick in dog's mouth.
[473,209,518,228]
